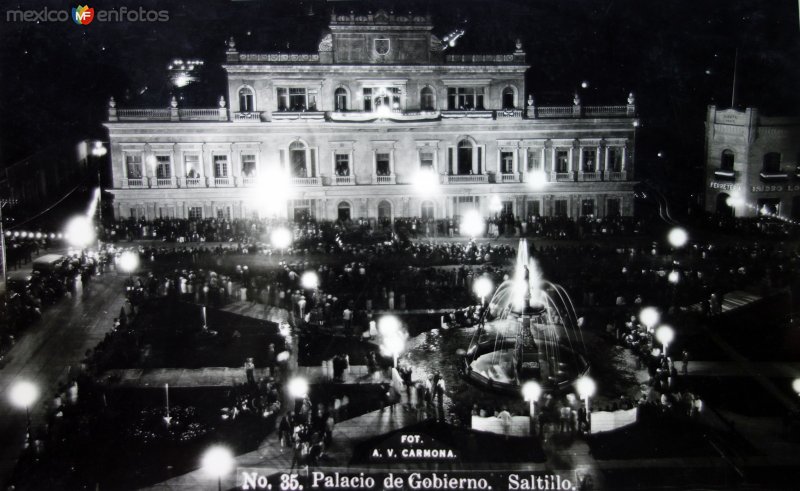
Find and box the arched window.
[502,87,515,110]
[421,200,435,220]
[457,139,474,175]
[334,87,348,111]
[420,86,435,111]
[720,150,734,171]
[378,200,392,223]
[289,141,307,177]
[238,87,254,112]
[762,152,781,174]
[337,201,351,221]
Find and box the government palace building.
[105,10,638,223]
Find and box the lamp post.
[667,227,689,248]
[460,209,485,239]
[473,276,493,307]
[9,380,39,448]
[521,380,542,433]
[64,215,96,249]
[576,375,596,432]
[639,306,660,330]
[270,226,292,254]
[118,250,140,278]
[202,445,234,491]
[655,325,675,359]
[378,315,404,368]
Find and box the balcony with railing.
[178,108,222,121]
[116,109,171,121]
[233,112,264,122]
[498,173,520,183]
[441,110,494,120]
[291,177,322,186]
[373,175,397,185]
[551,172,575,182]
[536,106,574,118]
[271,111,326,121]
[496,109,523,119]
[334,175,356,185]
[604,171,627,181]
[579,171,602,182]
[240,176,258,186]
[125,178,147,188]
[183,177,205,188]
[154,177,176,188]
[444,174,489,184]
[214,177,232,187]
[583,105,628,117]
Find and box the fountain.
[462,239,589,394]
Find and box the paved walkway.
[686,290,762,314]
[99,365,390,388]
[0,268,128,485]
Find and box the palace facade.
[704,105,800,218]
[105,11,638,222]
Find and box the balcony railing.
[291,177,321,186]
[605,171,627,181]
[444,174,489,184]
[126,178,146,188]
[271,111,326,121]
[579,171,602,182]
[583,105,628,116]
[551,172,574,182]
[496,109,523,119]
[240,176,257,186]
[441,110,494,120]
[373,175,396,185]
[214,177,232,187]
[183,177,204,188]
[155,177,176,188]
[116,109,171,121]
[334,175,355,185]
[536,106,574,118]
[233,112,263,122]
[498,173,520,183]
[178,108,222,121]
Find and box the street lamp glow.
[413,168,439,197]
[250,170,292,217]
[473,277,493,302]
[668,271,680,284]
[522,380,542,403]
[9,381,39,408]
[655,325,675,356]
[489,196,503,214]
[639,307,660,329]
[667,227,689,248]
[202,445,234,487]
[64,215,95,249]
[91,141,108,157]
[792,378,800,394]
[300,271,319,290]
[576,376,596,400]
[287,377,309,399]
[378,315,406,366]
[270,227,292,250]
[527,171,548,190]
[461,209,485,238]
[118,251,139,274]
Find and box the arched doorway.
[715,193,733,217]
[334,87,348,111]
[337,201,351,221]
[378,200,392,224]
[421,200,435,220]
[502,87,515,109]
[457,139,473,175]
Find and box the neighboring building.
[704,105,800,219]
[105,10,638,223]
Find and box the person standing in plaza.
[244,357,256,385]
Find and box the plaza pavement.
[0,255,129,486]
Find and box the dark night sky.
[1,0,798,188]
